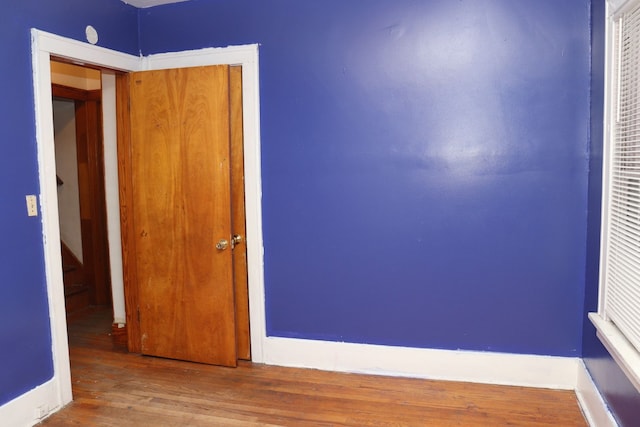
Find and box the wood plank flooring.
[39,308,587,426]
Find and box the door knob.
[216,239,229,250]
[231,234,243,249]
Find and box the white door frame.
[30,28,265,411]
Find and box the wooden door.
[229,66,251,361]
[128,65,237,366]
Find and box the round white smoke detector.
[85,25,98,45]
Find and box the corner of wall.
[576,361,619,427]
[0,380,66,427]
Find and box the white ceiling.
[122,0,188,8]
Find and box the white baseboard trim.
[261,336,579,390]
[576,361,618,427]
[0,379,64,427]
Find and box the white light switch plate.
[26,195,38,217]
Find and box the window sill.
[589,312,640,394]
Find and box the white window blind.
[604,7,640,351]
[604,2,640,355]
[590,0,640,394]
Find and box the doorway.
[31,29,265,410]
[51,61,112,318]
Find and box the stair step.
[63,265,78,274]
[65,283,88,297]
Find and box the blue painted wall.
[140,0,591,356]
[0,0,137,406]
[583,1,640,425]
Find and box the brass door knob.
[216,239,229,250]
[231,234,243,249]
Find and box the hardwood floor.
[40,308,587,426]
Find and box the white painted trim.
[101,71,127,325]
[262,337,580,390]
[122,0,188,8]
[590,313,640,394]
[609,0,639,18]
[30,28,265,422]
[34,30,140,71]
[142,45,258,69]
[0,380,63,427]
[576,361,619,427]
[597,1,617,317]
[142,45,266,363]
[31,29,76,418]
